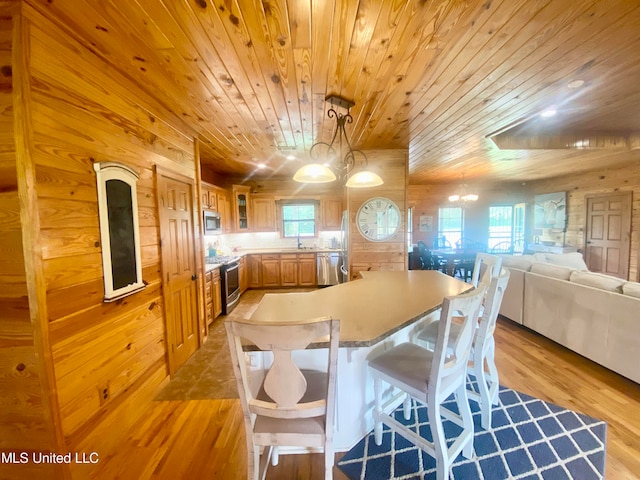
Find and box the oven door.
[222,261,240,314]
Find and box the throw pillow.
[544,252,588,271]
[622,282,640,299]
[569,271,625,293]
[530,262,574,280]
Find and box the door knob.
[192,274,197,280]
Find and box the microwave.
[203,210,222,234]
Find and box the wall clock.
[356,197,401,242]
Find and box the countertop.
[246,270,472,347]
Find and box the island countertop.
[248,270,472,347]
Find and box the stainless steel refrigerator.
[339,211,349,283]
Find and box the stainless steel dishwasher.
[317,252,341,286]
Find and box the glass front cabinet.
[232,185,251,232]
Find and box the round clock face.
[356,197,401,242]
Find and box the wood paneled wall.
[25,1,197,449]
[347,150,407,279]
[0,4,67,479]
[527,161,640,281]
[2,3,199,477]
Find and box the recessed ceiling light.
[257,163,266,169]
[540,107,557,118]
[286,155,296,161]
[568,79,585,89]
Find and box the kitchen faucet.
[297,232,302,249]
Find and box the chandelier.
[293,95,383,188]
[448,175,478,203]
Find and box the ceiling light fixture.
[567,79,585,89]
[448,175,478,203]
[293,94,383,188]
[540,107,557,118]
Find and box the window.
[488,203,525,253]
[488,205,513,250]
[437,207,462,248]
[94,162,145,302]
[281,201,317,238]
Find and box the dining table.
[431,248,481,277]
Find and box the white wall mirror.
[94,162,145,301]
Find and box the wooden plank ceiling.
[33,0,640,185]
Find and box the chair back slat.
[430,286,485,387]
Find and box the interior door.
[585,192,632,279]
[157,170,200,376]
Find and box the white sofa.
[498,252,640,384]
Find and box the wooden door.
[157,172,200,376]
[585,192,632,279]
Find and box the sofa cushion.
[569,271,625,293]
[544,252,588,271]
[500,256,533,271]
[530,262,574,280]
[622,282,640,299]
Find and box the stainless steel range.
[207,256,241,315]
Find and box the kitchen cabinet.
[280,254,298,286]
[206,268,222,323]
[321,196,343,230]
[298,253,317,286]
[201,183,218,211]
[248,255,263,288]
[245,253,317,288]
[212,269,222,319]
[205,272,213,326]
[261,254,281,287]
[251,195,276,232]
[239,255,248,294]
[232,185,251,232]
[217,190,232,233]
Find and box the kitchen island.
[244,270,472,450]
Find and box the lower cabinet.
[280,254,298,286]
[212,269,222,319]
[239,256,248,294]
[261,255,281,287]
[298,254,317,286]
[246,253,318,288]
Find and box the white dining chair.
[416,268,511,429]
[368,286,485,480]
[225,316,340,480]
[469,252,503,289]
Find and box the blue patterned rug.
[337,383,606,479]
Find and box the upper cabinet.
[251,195,276,232]
[217,190,232,233]
[321,196,343,230]
[201,182,232,233]
[232,185,251,232]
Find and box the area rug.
[337,382,606,479]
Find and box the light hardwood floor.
[77,290,640,479]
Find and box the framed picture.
[534,192,567,230]
[419,215,433,232]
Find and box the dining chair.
[417,241,437,270]
[225,316,340,480]
[489,241,515,255]
[469,252,503,289]
[368,286,486,480]
[415,268,511,429]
